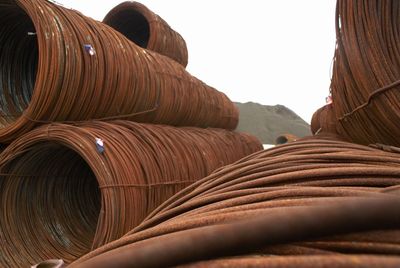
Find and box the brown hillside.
[235,102,311,144]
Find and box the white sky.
[57,0,337,123]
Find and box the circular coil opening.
[105,8,150,48]
[0,2,38,127]
[0,143,101,266]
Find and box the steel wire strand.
[71,198,400,267]
[140,137,400,222]
[91,191,386,249]
[330,0,400,146]
[0,121,262,267]
[132,139,396,226]
[0,0,238,143]
[70,137,400,266]
[176,255,400,268]
[70,196,400,268]
[103,1,188,67]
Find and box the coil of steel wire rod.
[330,0,400,146]
[103,1,188,67]
[70,137,400,267]
[0,121,262,267]
[70,196,400,268]
[0,0,237,143]
[310,104,340,137]
[176,255,400,268]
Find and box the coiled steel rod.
[330,0,400,146]
[0,121,261,267]
[71,138,400,267]
[310,104,341,137]
[176,255,400,268]
[71,196,400,268]
[103,1,188,67]
[0,0,238,143]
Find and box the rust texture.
[0,121,262,267]
[70,197,400,268]
[103,1,188,67]
[328,0,400,146]
[4,0,400,267]
[69,138,400,267]
[0,0,237,143]
[310,104,341,137]
[176,255,400,268]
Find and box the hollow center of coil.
[0,2,38,127]
[0,143,101,266]
[105,9,150,48]
[276,136,289,145]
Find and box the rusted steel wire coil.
[310,104,340,137]
[0,121,262,267]
[103,1,188,67]
[330,0,400,146]
[70,138,400,267]
[177,255,400,268]
[0,0,237,143]
[70,196,400,268]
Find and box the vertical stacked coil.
[0,121,262,267]
[0,0,237,143]
[327,0,400,146]
[103,1,188,67]
[69,137,400,267]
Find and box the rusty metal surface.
[103,1,188,67]
[329,0,400,146]
[311,104,340,137]
[0,0,238,143]
[0,121,262,267]
[2,0,400,267]
[70,196,400,268]
[177,255,400,268]
[69,138,400,267]
[31,259,66,268]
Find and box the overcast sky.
[57,0,337,123]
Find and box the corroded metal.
[103,1,188,67]
[0,121,262,267]
[69,138,400,267]
[310,104,340,137]
[330,0,400,146]
[0,0,238,143]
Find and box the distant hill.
[235,102,311,144]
